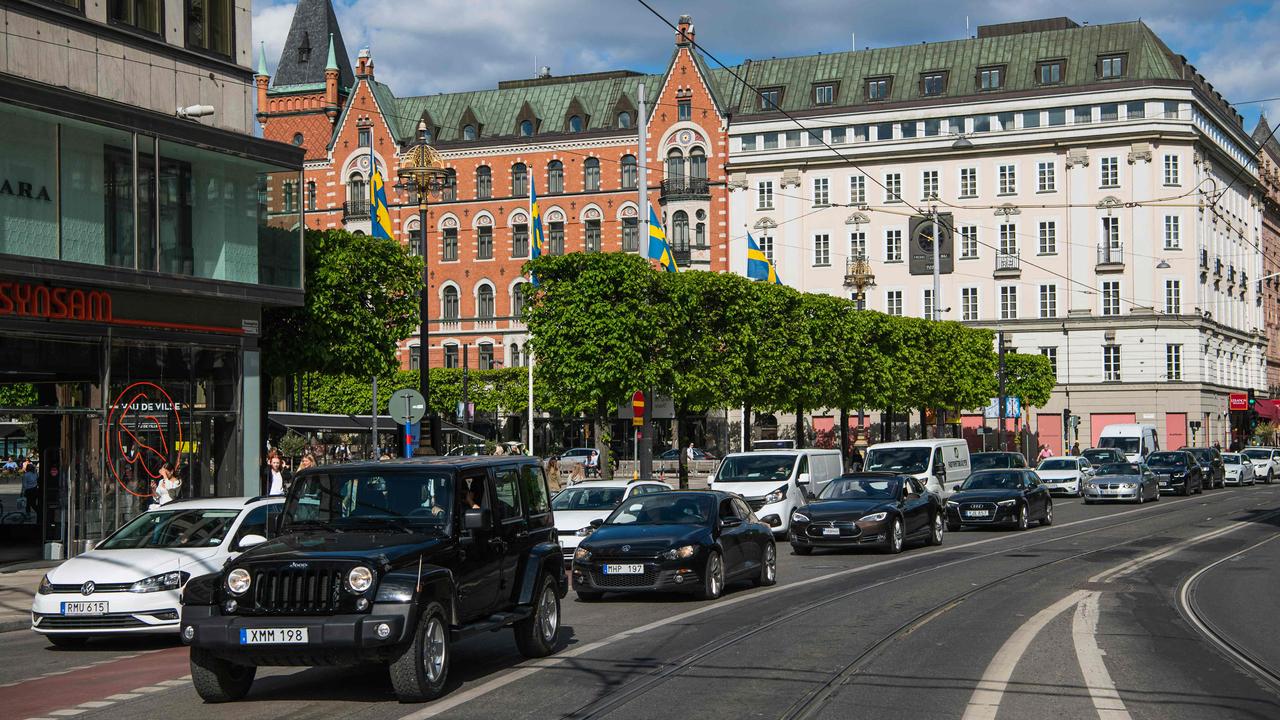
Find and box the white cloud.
[251,0,1275,128]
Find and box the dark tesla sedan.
[1147,450,1203,495]
[570,491,776,602]
[945,469,1053,531]
[1182,447,1225,489]
[789,473,943,555]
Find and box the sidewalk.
[0,566,43,633]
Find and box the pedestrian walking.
[21,460,39,518]
[568,463,586,486]
[263,450,292,496]
[151,462,181,506]
[545,457,563,492]
[685,442,696,461]
[1037,444,1053,462]
[850,447,864,472]
[1070,441,1081,456]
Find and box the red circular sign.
[106,382,185,498]
[632,391,645,415]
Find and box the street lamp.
[396,135,451,454]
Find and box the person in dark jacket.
[262,450,293,496]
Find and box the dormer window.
[463,125,477,141]
[978,65,1004,90]
[921,72,946,97]
[1038,60,1064,85]
[760,87,782,110]
[568,115,584,132]
[519,119,534,137]
[866,77,891,101]
[1099,54,1126,79]
[298,32,312,62]
[813,83,835,105]
[617,111,632,128]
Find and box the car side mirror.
[796,472,812,486]
[589,518,604,529]
[464,508,491,531]
[236,534,267,551]
[720,516,743,529]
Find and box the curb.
[0,560,59,574]
[0,618,30,634]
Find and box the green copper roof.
[267,82,328,96]
[257,42,268,77]
[326,33,338,72]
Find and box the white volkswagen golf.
[31,496,282,646]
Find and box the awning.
[267,412,485,441]
[1255,399,1280,422]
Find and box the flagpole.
[637,81,654,481]
[527,174,535,456]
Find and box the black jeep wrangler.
[180,457,566,703]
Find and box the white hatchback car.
[31,496,283,646]
[1222,453,1257,486]
[551,479,671,562]
[1036,456,1094,497]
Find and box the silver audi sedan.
[1083,462,1160,504]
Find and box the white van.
[1097,424,1159,463]
[863,439,972,498]
[710,449,842,535]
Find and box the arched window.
[347,172,366,206]
[511,281,526,319]
[695,222,705,248]
[408,220,422,256]
[520,119,534,137]
[477,284,495,320]
[621,155,638,189]
[689,147,707,180]
[672,210,690,252]
[568,115,584,132]
[463,124,477,141]
[478,342,494,370]
[617,111,632,129]
[509,343,522,367]
[441,169,457,202]
[512,163,528,197]
[584,157,601,192]
[441,286,460,321]
[547,160,564,194]
[666,148,684,182]
[476,165,492,199]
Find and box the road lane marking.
[1072,592,1132,720]
[400,489,1274,720]
[962,507,1280,720]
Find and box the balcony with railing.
[660,177,711,201]
[1096,242,1124,272]
[994,251,1021,278]
[343,200,370,221]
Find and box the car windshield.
[1243,450,1271,461]
[819,477,901,500]
[961,471,1023,490]
[552,486,625,511]
[1221,454,1242,464]
[1082,450,1115,463]
[972,454,1014,471]
[1098,463,1141,476]
[864,447,931,474]
[605,494,713,525]
[1147,453,1186,467]
[1098,437,1140,454]
[282,469,454,533]
[1185,449,1213,463]
[1038,459,1077,471]
[98,508,241,549]
[715,454,795,482]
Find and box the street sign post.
[1229,393,1248,412]
[389,389,427,458]
[631,391,645,427]
[631,391,645,480]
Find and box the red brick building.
[258,2,730,374]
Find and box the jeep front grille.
[245,564,347,615]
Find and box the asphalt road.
[5,485,1280,720]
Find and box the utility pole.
[461,343,471,432]
[997,331,1007,452]
[637,81,654,481]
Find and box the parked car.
[944,469,1053,531]
[32,496,283,646]
[1222,453,1256,486]
[181,457,566,703]
[1083,462,1160,503]
[1081,447,1127,466]
[1098,424,1160,462]
[552,479,671,563]
[970,452,1028,472]
[1182,447,1226,489]
[1146,450,1203,496]
[1242,447,1280,484]
[658,447,718,461]
[557,447,597,466]
[864,439,972,497]
[570,491,776,601]
[709,449,843,534]
[1035,456,1093,497]
[789,473,944,555]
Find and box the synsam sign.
[0,281,113,322]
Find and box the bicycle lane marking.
[0,646,189,719]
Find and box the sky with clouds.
[252,0,1280,132]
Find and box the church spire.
[274,0,354,89]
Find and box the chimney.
[355,46,373,78]
[254,42,270,128]
[676,14,695,46]
[325,34,340,122]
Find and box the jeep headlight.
[38,574,53,595]
[574,547,592,562]
[997,499,1018,507]
[346,566,374,593]
[130,571,188,593]
[791,511,810,524]
[763,485,788,505]
[858,512,888,522]
[662,545,697,560]
[226,568,251,595]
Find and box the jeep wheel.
[515,574,560,658]
[190,646,256,703]
[695,550,724,600]
[389,602,450,703]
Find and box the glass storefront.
[0,101,303,288]
[0,331,245,549]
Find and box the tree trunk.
[839,407,850,472]
[676,402,689,490]
[743,403,753,453]
[595,399,612,480]
[794,406,805,449]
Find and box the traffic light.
[1248,388,1256,409]
[1062,408,1071,429]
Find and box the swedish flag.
[370,154,394,241]
[529,177,544,285]
[646,207,678,273]
[746,233,782,285]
